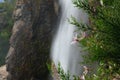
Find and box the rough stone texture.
[6,0,57,80]
[0,65,8,80]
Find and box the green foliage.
[52,0,120,79]
[58,63,70,80]
[0,0,16,66]
[57,63,80,80]
[73,0,89,10]
[0,3,4,9]
[0,0,15,36]
[51,0,120,80]
[55,62,120,80]
[70,0,120,79]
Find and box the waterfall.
[51,0,89,76]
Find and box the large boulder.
[6,0,57,80]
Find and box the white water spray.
[51,0,88,76]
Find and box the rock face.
[0,65,8,80]
[6,0,57,80]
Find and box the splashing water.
[51,0,88,76]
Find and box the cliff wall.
[6,0,57,80]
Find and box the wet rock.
[6,0,57,80]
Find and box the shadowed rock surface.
[6,0,57,80]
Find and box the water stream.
[51,0,89,76]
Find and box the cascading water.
[51,0,88,76]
